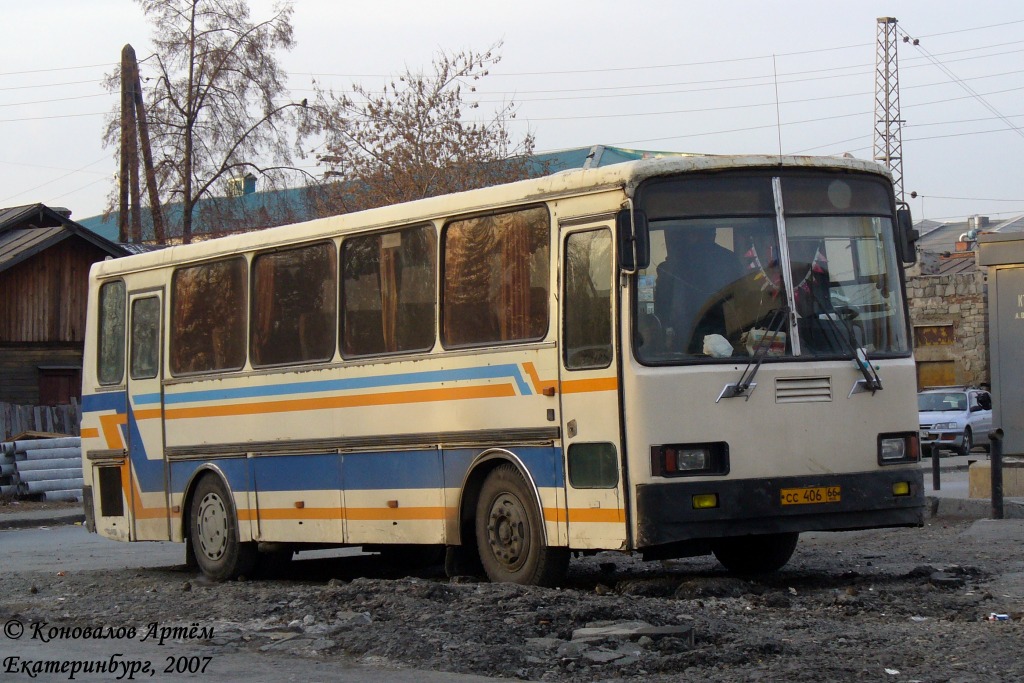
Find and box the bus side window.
[443,206,550,347]
[564,229,613,369]
[97,280,126,385]
[251,242,337,367]
[170,258,247,375]
[341,225,436,357]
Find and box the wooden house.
[0,204,129,408]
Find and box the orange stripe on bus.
[345,506,448,521]
[133,408,162,420]
[163,384,515,421]
[543,507,568,523]
[118,462,169,520]
[568,507,626,524]
[238,506,450,522]
[99,413,126,450]
[240,507,340,521]
[522,362,556,396]
[560,377,618,394]
[80,428,99,439]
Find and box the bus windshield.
[633,172,909,364]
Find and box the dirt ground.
[3,515,1023,682]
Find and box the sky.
[2,0,1023,227]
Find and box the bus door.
[126,289,169,541]
[558,226,628,549]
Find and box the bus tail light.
[878,433,919,465]
[651,442,729,477]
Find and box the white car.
[918,387,993,456]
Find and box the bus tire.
[189,474,256,581]
[475,464,568,586]
[712,532,799,575]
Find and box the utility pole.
[118,48,133,243]
[874,17,905,203]
[118,44,166,244]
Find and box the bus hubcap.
[487,493,527,569]
[196,493,228,561]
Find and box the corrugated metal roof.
[0,204,62,230]
[935,253,978,276]
[0,226,67,273]
[915,214,1024,262]
[0,203,130,273]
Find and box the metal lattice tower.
[874,17,905,202]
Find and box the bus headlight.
[651,442,729,477]
[878,433,919,464]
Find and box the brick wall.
[906,270,989,387]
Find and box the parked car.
[917,386,992,456]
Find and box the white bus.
[80,155,924,585]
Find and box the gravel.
[3,517,1024,682]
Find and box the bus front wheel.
[712,532,799,575]
[475,464,568,586]
[189,474,256,581]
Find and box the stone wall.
[906,270,989,387]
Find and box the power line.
[0,63,113,78]
[0,155,110,205]
[0,93,110,108]
[915,193,1024,202]
[0,111,107,123]
[898,23,1024,142]
[0,78,104,92]
[914,18,1024,39]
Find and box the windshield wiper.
[717,306,789,402]
[807,287,882,395]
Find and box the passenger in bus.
[654,228,744,354]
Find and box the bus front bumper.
[634,468,925,550]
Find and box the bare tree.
[302,44,540,216]
[103,0,305,243]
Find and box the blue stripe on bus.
[162,446,562,495]
[170,458,250,500]
[253,453,343,492]
[81,392,126,412]
[79,391,164,492]
[125,401,165,492]
[344,451,445,490]
[443,446,564,489]
[135,365,533,407]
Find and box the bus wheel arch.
[183,469,256,581]
[467,458,568,586]
[446,455,510,578]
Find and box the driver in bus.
[654,227,743,354]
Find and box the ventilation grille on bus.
[775,376,832,403]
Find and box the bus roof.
[90,154,891,278]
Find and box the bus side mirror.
[896,206,918,265]
[617,208,650,272]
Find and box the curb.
[928,495,1024,520]
[0,513,86,531]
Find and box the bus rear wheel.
[712,532,799,575]
[475,464,568,586]
[189,474,256,581]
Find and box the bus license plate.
[780,486,841,506]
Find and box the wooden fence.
[0,401,80,441]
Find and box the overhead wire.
[896,24,1024,142]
